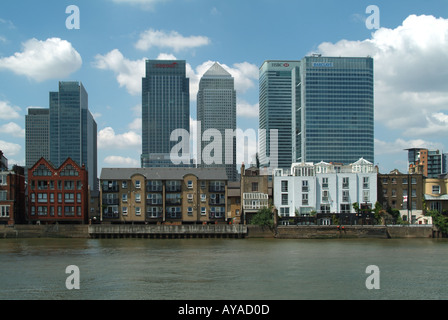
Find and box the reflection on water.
[0,238,447,300]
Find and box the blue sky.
[0,0,447,177]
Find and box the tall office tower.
[259,60,301,170]
[197,62,237,181]
[25,108,49,172]
[49,81,98,190]
[293,55,374,165]
[141,60,190,168]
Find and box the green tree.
[426,210,448,235]
[250,206,274,229]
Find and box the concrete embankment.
[274,225,435,239]
[0,224,436,239]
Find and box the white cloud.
[0,101,21,120]
[94,51,259,101]
[104,155,140,167]
[0,38,82,82]
[0,140,21,157]
[237,100,259,118]
[97,127,141,149]
[129,118,142,131]
[135,29,210,52]
[93,49,146,96]
[0,122,25,138]
[315,14,448,139]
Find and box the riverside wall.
[0,224,436,239]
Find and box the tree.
[250,206,274,229]
[426,210,448,235]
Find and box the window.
[38,193,48,203]
[187,207,193,215]
[235,209,240,216]
[302,180,309,192]
[281,181,288,192]
[342,190,349,203]
[411,178,417,185]
[0,173,7,186]
[340,204,350,214]
[252,182,258,192]
[432,185,441,194]
[412,189,416,197]
[135,193,141,202]
[122,194,128,202]
[122,207,128,215]
[0,191,7,201]
[64,181,75,190]
[135,207,141,215]
[187,193,193,201]
[322,177,328,188]
[50,193,54,203]
[402,178,408,185]
[201,207,206,215]
[302,193,308,205]
[391,189,396,197]
[187,180,193,189]
[65,193,75,203]
[363,190,370,202]
[0,205,10,217]
[135,180,141,189]
[201,181,206,189]
[201,194,206,202]
[281,194,288,205]
[320,205,330,213]
[322,190,329,202]
[122,181,127,189]
[279,207,290,216]
[363,177,369,189]
[342,177,349,189]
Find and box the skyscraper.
[293,55,374,165]
[197,62,237,181]
[49,81,97,190]
[25,108,49,173]
[141,60,190,168]
[259,60,300,170]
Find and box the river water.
[0,237,447,300]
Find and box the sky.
[0,0,447,177]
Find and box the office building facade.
[259,60,301,170]
[49,81,97,190]
[141,60,190,168]
[197,62,237,181]
[25,108,50,174]
[293,56,374,165]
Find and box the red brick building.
[28,158,88,224]
[0,164,26,225]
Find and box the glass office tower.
[141,60,190,167]
[197,62,237,181]
[293,56,374,165]
[259,60,300,170]
[25,108,49,172]
[49,81,98,190]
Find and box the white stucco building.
[273,158,377,217]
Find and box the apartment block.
[100,167,228,224]
[27,157,89,224]
[273,158,377,217]
[0,163,26,225]
[377,170,424,223]
[424,175,448,214]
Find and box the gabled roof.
[351,157,373,166]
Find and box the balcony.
[102,197,119,205]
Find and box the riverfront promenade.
[0,224,436,239]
